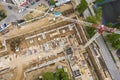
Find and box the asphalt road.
[0,0,49,26]
[96,36,120,80]
[0,1,25,25]
[0,1,22,25]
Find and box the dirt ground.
[24,4,48,20]
[0,4,7,14]
[25,60,70,80]
[54,3,73,12]
[0,4,3,10]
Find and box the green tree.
[106,33,120,42]
[86,26,96,38]
[107,23,113,28]
[106,33,120,49]
[86,7,102,24]
[42,72,55,80]
[50,0,55,5]
[85,16,97,38]
[41,69,69,80]
[0,10,6,21]
[94,7,102,21]
[75,0,88,14]
[55,69,69,80]
[117,16,120,23]
[112,39,120,49]
[86,16,97,24]
[85,7,102,38]
[113,23,120,29]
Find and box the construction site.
[0,1,115,80]
[0,14,112,80]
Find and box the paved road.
[96,36,120,80]
[107,42,120,71]
[0,0,49,26]
[0,2,25,26]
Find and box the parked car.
[16,19,25,23]
[36,0,40,2]
[48,1,50,5]
[50,7,54,12]
[31,2,35,5]
[18,8,26,13]
[8,6,12,9]
[26,6,29,8]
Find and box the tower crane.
[1,1,120,49]
[1,1,120,80]
[59,15,120,48]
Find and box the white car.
[18,8,26,13]
[50,7,54,12]
[3,0,6,2]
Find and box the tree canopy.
[85,7,102,38]
[55,69,69,80]
[42,72,56,80]
[106,33,120,49]
[42,69,69,80]
[86,7,102,24]
[75,0,88,14]
[0,10,6,21]
[86,16,98,24]
[106,16,120,49]
[50,0,55,5]
[117,16,120,22]
[86,26,96,38]
[107,23,113,28]
[114,16,120,29]
[94,7,102,22]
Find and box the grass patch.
[0,5,7,21]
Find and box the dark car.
[48,1,50,5]
[16,19,25,23]
[31,2,35,5]
[8,6,12,9]
[26,6,29,8]
[36,0,40,2]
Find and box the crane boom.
[1,1,118,34]
[114,31,120,34]
[84,32,100,48]
[1,1,120,49]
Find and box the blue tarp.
[53,11,61,17]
